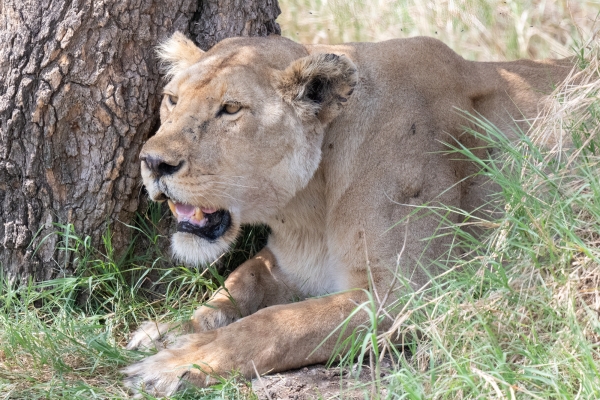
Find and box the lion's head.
[140,32,357,265]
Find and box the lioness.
[123,32,572,395]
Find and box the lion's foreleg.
[123,290,369,396]
[191,247,300,331]
[127,248,296,350]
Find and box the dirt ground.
[251,358,395,400]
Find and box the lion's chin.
[165,201,241,266]
[171,232,236,266]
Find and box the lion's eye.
[166,94,178,107]
[222,103,241,115]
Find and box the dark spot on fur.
[339,96,347,103]
[347,88,354,96]
[199,121,209,133]
[358,231,364,239]
[328,143,334,149]
[281,219,285,224]
[410,123,416,135]
[145,377,158,389]
[413,190,421,198]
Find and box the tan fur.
[124,32,573,396]
[156,32,205,79]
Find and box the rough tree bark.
[0,0,280,283]
[191,0,281,50]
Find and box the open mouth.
[167,200,231,242]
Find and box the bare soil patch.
[252,358,394,399]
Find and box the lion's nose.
[141,155,184,177]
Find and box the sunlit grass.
[278,0,598,60]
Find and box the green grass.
[2,2,600,399]
[0,204,257,399]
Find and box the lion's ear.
[157,31,205,78]
[276,53,358,124]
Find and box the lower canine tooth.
[193,208,204,221]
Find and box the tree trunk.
[0,0,280,283]
[190,0,281,50]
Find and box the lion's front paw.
[127,321,188,351]
[192,302,241,331]
[122,350,195,397]
[122,333,219,397]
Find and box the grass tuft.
[0,203,252,398]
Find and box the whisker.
[192,193,219,210]
[212,181,258,189]
[206,189,241,204]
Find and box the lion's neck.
[266,168,345,296]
